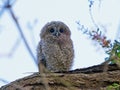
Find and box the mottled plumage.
[37,21,74,72]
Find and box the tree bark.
[1,64,120,90]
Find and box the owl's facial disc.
[49,28,62,37]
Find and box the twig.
[5,0,37,65]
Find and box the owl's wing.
[37,41,46,72]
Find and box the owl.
[37,21,74,72]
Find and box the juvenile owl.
[37,21,74,72]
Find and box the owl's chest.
[42,42,70,58]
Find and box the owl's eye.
[59,28,64,33]
[49,28,55,33]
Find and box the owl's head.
[40,21,71,41]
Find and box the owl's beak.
[54,31,60,37]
